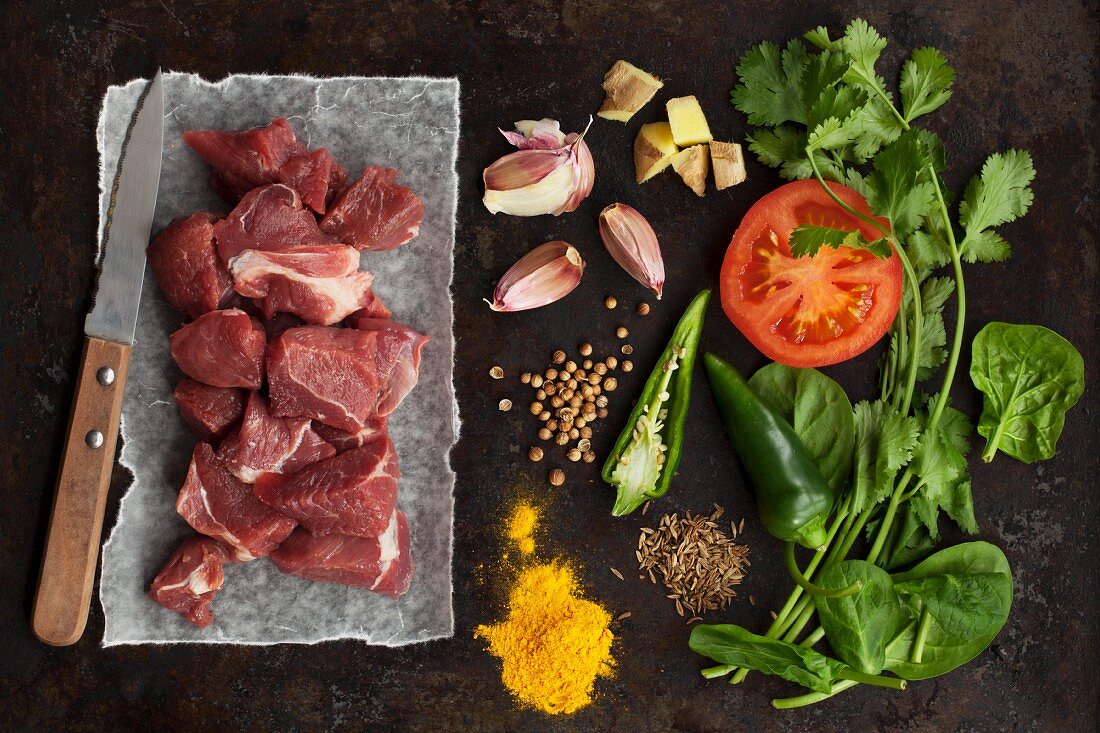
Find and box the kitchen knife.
[33,71,164,646]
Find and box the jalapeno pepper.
[702,353,859,597]
[602,290,710,516]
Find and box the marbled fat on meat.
[271,509,413,598]
[218,391,335,483]
[253,437,399,538]
[313,416,388,453]
[172,377,246,441]
[266,324,427,431]
[147,212,234,320]
[213,184,337,262]
[176,443,297,560]
[343,318,429,417]
[148,535,231,628]
[319,165,424,251]
[169,308,266,389]
[228,246,376,326]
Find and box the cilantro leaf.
[864,130,937,238]
[851,400,922,514]
[901,47,955,122]
[806,86,870,151]
[958,150,1036,261]
[836,19,889,93]
[850,97,906,162]
[789,224,891,258]
[747,126,845,181]
[732,40,811,126]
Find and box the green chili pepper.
[602,290,710,516]
[702,353,859,597]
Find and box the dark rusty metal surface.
[1,1,1096,730]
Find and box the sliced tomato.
[720,180,902,368]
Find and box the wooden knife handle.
[33,336,131,646]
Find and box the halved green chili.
[602,290,710,516]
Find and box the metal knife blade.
[84,70,164,346]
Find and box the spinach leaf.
[813,561,901,673]
[970,322,1085,463]
[689,624,846,694]
[749,363,856,494]
[885,542,1013,680]
[895,572,1009,639]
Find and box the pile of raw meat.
[145,118,427,628]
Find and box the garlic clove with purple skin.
[482,118,595,217]
[488,241,585,312]
[598,203,666,299]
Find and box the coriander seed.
[583,451,596,463]
[567,448,582,462]
[536,388,547,400]
[596,395,609,408]
[550,469,566,486]
[604,377,618,392]
[570,396,583,409]
[605,295,618,309]
[567,378,578,390]
[580,426,593,439]
[582,359,593,370]
[594,363,607,375]
[531,374,544,388]
[489,365,504,379]
[551,395,565,408]
[622,344,634,355]
[579,343,593,356]
[578,438,592,452]
[575,369,587,380]
[606,356,619,370]
[637,302,650,316]
[544,369,557,381]
[530,401,543,415]
[539,410,551,421]
[598,408,609,419]
[622,360,634,372]
[569,427,580,440]
[553,350,566,364]
[564,360,577,373]
[547,419,559,431]
[529,446,544,462]
[556,433,570,446]
[521,372,532,384]
[588,373,601,385]
[539,427,553,441]
[616,326,628,338]
[575,417,587,428]
[499,399,513,411]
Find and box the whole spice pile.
[637,505,750,620]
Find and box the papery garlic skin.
[482,118,595,217]
[489,241,585,312]
[598,203,666,299]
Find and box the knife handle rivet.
[85,430,105,450]
[96,367,116,386]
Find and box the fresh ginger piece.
[710,141,747,190]
[671,145,709,196]
[634,122,679,183]
[597,60,664,122]
[666,96,713,146]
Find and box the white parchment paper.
[98,73,459,645]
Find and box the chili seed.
[567,448,582,462]
[605,296,618,309]
[553,350,566,364]
[498,399,512,411]
[549,469,566,486]
[622,360,634,372]
[489,365,504,379]
[529,446,544,462]
[616,326,629,338]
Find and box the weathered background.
[1,1,1096,730]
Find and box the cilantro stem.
[784,542,862,597]
[805,146,924,414]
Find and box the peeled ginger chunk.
[666,96,713,147]
[598,60,664,122]
[710,141,747,190]
[671,145,709,197]
[634,122,679,183]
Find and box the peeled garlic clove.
[489,241,585,312]
[482,118,595,217]
[598,203,666,299]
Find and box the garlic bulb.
[483,118,595,217]
[598,203,665,298]
[488,241,585,312]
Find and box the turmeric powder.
[475,563,614,715]
[506,503,538,555]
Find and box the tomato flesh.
[720,180,902,367]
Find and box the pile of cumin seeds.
[636,504,749,621]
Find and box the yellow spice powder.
[506,503,539,555]
[476,563,614,715]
